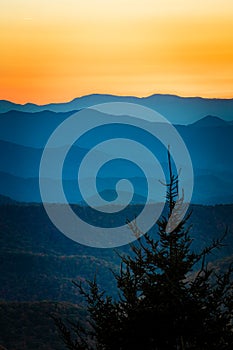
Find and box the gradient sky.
[1,0,233,104]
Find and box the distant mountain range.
[0,95,233,205]
[1,93,233,124]
[1,94,233,350]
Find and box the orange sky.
[0,0,233,104]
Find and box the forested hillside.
[0,202,232,349]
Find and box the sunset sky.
[0,0,233,104]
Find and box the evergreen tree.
[55,150,233,349]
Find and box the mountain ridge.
[191,115,229,127]
[0,113,233,205]
[1,94,233,124]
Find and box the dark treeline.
[55,154,233,349]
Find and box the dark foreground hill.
[0,202,233,302]
[0,301,85,350]
[0,202,233,349]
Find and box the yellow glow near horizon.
[0,0,233,103]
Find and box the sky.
[0,0,233,104]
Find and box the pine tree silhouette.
[55,150,233,350]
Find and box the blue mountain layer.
[0,112,232,204]
[1,94,233,124]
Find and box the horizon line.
[1,92,233,106]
